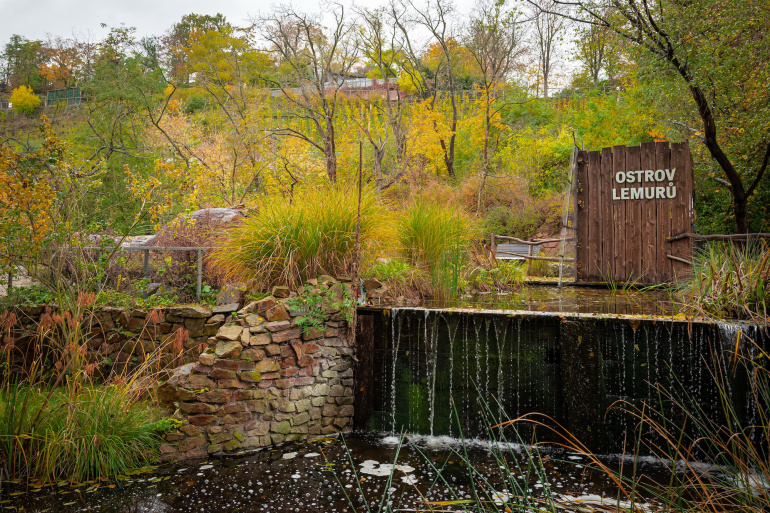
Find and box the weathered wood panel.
[655,142,672,282]
[600,147,614,279]
[576,151,589,281]
[587,150,602,280]
[670,142,694,280]
[612,146,626,280]
[575,141,694,284]
[640,142,657,281]
[625,145,642,280]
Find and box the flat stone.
[245,314,264,326]
[167,306,212,318]
[250,333,271,346]
[255,359,280,373]
[362,277,383,291]
[212,303,239,315]
[272,329,302,343]
[265,305,290,322]
[215,340,242,359]
[266,321,291,332]
[256,296,276,314]
[217,324,243,341]
[240,370,261,382]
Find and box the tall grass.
[0,383,170,482]
[680,240,769,321]
[498,328,770,512]
[395,199,478,298]
[213,186,389,290]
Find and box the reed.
[680,239,769,321]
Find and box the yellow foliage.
[9,85,41,116]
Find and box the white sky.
[0,0,477,47]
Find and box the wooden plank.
[611,146,626,280]
[670,142,694,281]
[575,151,589,281]
[640,142,657,283]
[587,151,602,281]
[625,145,642,281]
[655,142,672,282]
[600,147,614,280]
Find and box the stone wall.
[5,303,236,376]
[156,293,355,461]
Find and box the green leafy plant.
[286,284,354,334]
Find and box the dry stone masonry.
[157,286,356,460]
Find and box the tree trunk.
[325,118,337,184]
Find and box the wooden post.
[526,244,533,276]
[196,249,203,302]
[490,233,497,258]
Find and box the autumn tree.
[391,0,463,177]
[541,0,770,233]
[529,0,566,98]
[259,4,358,184]
[39,36,83,90]
[154,26,274,205]
[1,35,44,91]
[354,7,410,190]
[466,0,523,209]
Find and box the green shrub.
[212,186,388,290]
[0,384,170,482]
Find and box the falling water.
[362,308,768,454]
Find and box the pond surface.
[382,284,677,317]
[3,433,665,512]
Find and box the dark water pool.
[2,434,666,512]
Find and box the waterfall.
[360,308,767,454]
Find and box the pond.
[3,433,666,513]
[382,284,677,317]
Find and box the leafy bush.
[0,384,170,482]
[212,186,388,290]
[679,240,769,320]
[9,85,41,116]
[0,285,56,309]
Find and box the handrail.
[667,232,770,243]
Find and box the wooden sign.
[575,142,694,284]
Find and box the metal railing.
[85,245,216,300]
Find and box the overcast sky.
[0,0,476,47]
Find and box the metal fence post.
[196,249,203,302]
[7,271,12,292]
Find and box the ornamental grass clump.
[680,240,769,321]
[212,186,389,290]
[0,384,171,482]
[395,199,479,298]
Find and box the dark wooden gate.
[575,142,694,284]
